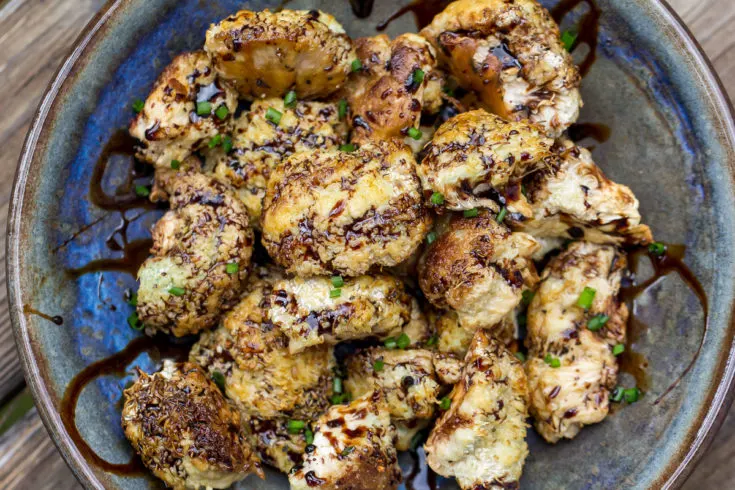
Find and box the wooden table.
[0,0,733,488]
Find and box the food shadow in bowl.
[7,0,735,489]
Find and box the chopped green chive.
[514,351,526,362]
[135,185,150,197]
[587,314,609,331]
[577,287,596,310]
[648,241,666,256]
[265,107,282,125]
[215,105,229,120]
[339,143,356,152]
[439,397,451,410]
[208,134,223,148]
[287,420,306,434]
[611,386,624,402]
[442,85,455,97]
[412,68,425,85]
[351,59,363,72]
[338,99,348,120]
[463,208,479,218]
[384,337,398,349]
[222,135,234,153]
[561,30,578,51]
[396,333,411,349]
[304,429,314,445]
[430,192,445,205]
[132,99,145,114]
[341,446,355,457]
[284,90,297,108]
[409,429,426,451]
[168,287,186,297]
[127,292,138,307]
[196,101,212,116]
[522,290,535,307]
[333,377,343,394]
[211,371,226,392]
[330,393,348,404]
[330,288,342,299]
[226,263,239,275]
[373,359,385,372]
[407,127,422,140]
[623,387,641,403]
[426,231,438,245]
[521,184,528,198]
[170,159,181,170]
[613,343,625,356]
[496,207,508,223]
[331,276,344,288]
[426,334,438,347]
[127,312,144,331]
[544,354,561,368]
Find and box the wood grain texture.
[0,0,732,489]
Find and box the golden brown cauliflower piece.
[421,0,582,137]
[267,274,414,354]
[136,174,253,337]
[243,417,312,474]
[346,34,438,142]
[205,9,354,99]
[129,51,237,168]
[289,392,402,490]
[419,210,539,332]
[417,110,554,214]
[525,241,628,443]
[122,362,261,490]
[431,309,516,358]
[262,141,432,276]
[189,266,334,420]
[425,330,529,490]
[513,139,654,245]
[207,98,348,227]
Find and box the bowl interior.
[9,0,735,489]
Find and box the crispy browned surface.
[136,173,253,336]
[205,9,354,99]
[121,362,261,490]
[261,140,431,276]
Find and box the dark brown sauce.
[66,239,153,279]
[59,335,192,475]
[621,244,708,404]
[23,304,63,325]
[376,0,452,32]
[551,0,601,78]
[568,122,611,144]
[403,448,439,490]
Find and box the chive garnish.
[211,371,226,392]
[463,208,479,218]
[407,127,422,140]
[426,334,438,347]
[613,343,625,356]
[338,99,348,120]
[384,337,398,349]
[496,207,508,223]
[135,185,150,197]
[284,90,297,108]
[412,68,425,85]
[196,101,212,116]
[127,312,144,331]
[132,100,144,114]
[396,333,411,349]
[426,231,438,245]
[226,263,239,275]
[373,359,385,372]
[623,387,641,403]
[170,159,181,170]
[577,287,596,310]
[341,446,355,456]
[208,134,223,148]
[522,290,535,306]
[351,59,363,72]
[287,420,306,434]
[168,287,186,297]
[215,105,229,120]
[544,354,561,368]
[430,192,444,205]
[266,107,282,125]
[648,242,666,256]
[561,30,578,51]
[330,288,342,299]
[587,314,609,331]
[514,351,526,362]
[331,276,344,288]
[339,143,356,152]
[439,397,451,410]
[304,429,314,445]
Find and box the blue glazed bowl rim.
[6,0,735,489]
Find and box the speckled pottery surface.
[6,0,735,488]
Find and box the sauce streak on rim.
[22,305,64,325]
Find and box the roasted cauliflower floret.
[421,0,582,137]
[205,9,354,99]
[207,98,348,227]
[419,210,539,332]
[513,139,653,245]
[525,241,628,443]
[346,33,438,142]
[244,417,311,474]
[137,174,253,336]
[190,267,334,419]
[289,392,402,490]
[344,348,442,421]
[129,51,237,168]
[262,141,432,276]
[267,274,414,353]
[431,309,516,357]
[122,362,261,490]
[425,330,529,490]
[417,110,554,214]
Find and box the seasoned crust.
[346,33,439,142]
[189,266,334,420]
[425,330,529,490]
[136,173,253,337]
[289,392,402,490]
[244,416,312,474]
[418,210,539,332]
[129,51,237,168]
[513,139,654,245]
[421,0,582,137]
[267,274,414,353]
[205,9,354,99]
[431,309,516,357]
[417,110,555,214]
[122,362,261,490]
[207,98,348,227]
[261,141,432,277]
[525,241,628,443]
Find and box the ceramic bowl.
[7,0,735,488]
